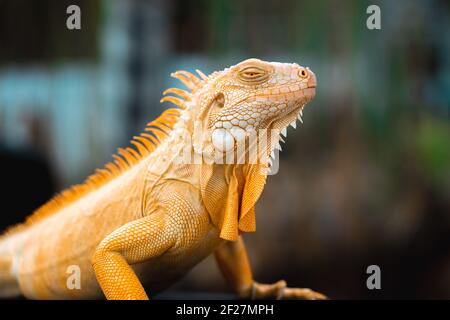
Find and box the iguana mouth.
[264,85,316,132]
[210,84,316,154]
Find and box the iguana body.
[0,58,323,300]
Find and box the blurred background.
[0,0,449,299]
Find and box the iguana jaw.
[263,85,316,132]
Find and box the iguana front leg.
[214,237,327,300]
[92,211,176,300]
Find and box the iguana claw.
[250,280,327,300]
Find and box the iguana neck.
[150,97,269,242]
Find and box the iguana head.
[163,58,316,165]
[194,58,315,162]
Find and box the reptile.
[0,58,325,300]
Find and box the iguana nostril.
[298,68,308,78]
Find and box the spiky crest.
[0,69,208,238]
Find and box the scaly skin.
[0,58,325,300]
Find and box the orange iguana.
[0,58,324,300]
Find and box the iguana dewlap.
[0,58,325,300]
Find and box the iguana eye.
[238,67,269,83]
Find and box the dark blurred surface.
[0,0,449,299]
[0,146,55,228]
